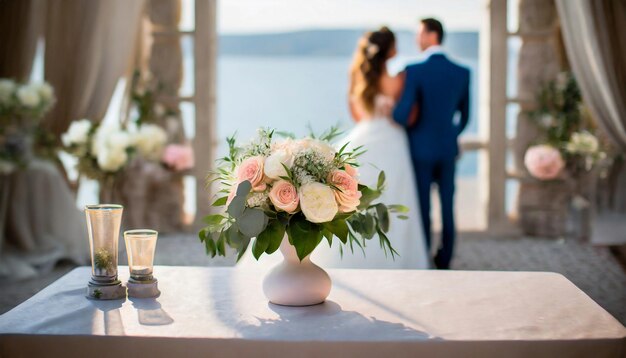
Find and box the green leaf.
[377,171,386,191]
[375,203,390,233]
[236,236,251,262]
[388,204,409,213]
[322,229,333,246]
[263,220,286,254]
[358,184,382,210]
[227,181,252,218]
[252,233,269,260]
[397,215,409,220]
[323,218,349,244]
[238,208,268,238]
[203,214,225,226]
[211,196,228,207]
[287,216,323,261]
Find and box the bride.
[312,27,429,269]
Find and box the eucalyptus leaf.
[227,181,252,218]
[238,208,268,238]
[226,224,244,247]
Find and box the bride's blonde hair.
[349,27,396,114]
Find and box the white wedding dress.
[311,95,429,269]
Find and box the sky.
[214,0,484,34]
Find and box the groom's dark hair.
[420,18,444,44]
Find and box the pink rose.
[162,144,194,171]
[344,163,359,178]
[524,145,565,180]
[237,156,267,192]
[269,180,299,213]
[327,170,362,213]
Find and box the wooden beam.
[192,0,218,229]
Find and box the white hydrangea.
[133,124,167,160]
[247,191,269,208]
[295,138,336,162]
[34,82,54,103]
[565,131,599,155]
[16,84,40,108]
[91,123,132,171]
[97,147,128,172]
[0,79,16,104]
[62,119,92,147]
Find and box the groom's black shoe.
[433,255,451,270]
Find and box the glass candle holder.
[124,229,158,282]
[85,204,123,283]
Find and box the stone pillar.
[514,0,566,237]
[116,0,186,232]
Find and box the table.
[1,266,624,357]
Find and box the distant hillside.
[218,29,478,59]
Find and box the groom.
[393,18,470,269]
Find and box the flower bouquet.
[0,79,55,172]
[199,128,406,306]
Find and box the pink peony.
[327,169,362,213]
[269,180,299,213]
[162,144,194,171]
[524,145,565,180]
[237,156,267,192]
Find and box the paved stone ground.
[1,235,625,325]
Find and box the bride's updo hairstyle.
[350,26,396,114]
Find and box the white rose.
[133,124,167,160]
[299,182,338,223]
[97,147,128,172]
[264,149,294,179]
[62,119,92,147]
[35,82,54,103]
[0,79,16,104]
[16,84,40,108]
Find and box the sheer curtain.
[557,0,626,214]
[0,0,146,280]
[43,0,146,136]
[0,0,44,80]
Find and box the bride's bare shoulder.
[380,72,405,98]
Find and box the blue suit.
[393,53,470,269]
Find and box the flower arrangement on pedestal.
[199,128,407,306]
[524,72,606,181]
[0,78,55,173]
[523,72,614,238]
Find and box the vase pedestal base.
[86,280,126,300]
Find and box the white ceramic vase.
[262,236,331,306]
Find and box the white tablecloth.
[1,266,624,357]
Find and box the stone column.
[118,0,186,232]
[514,0,567,237]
